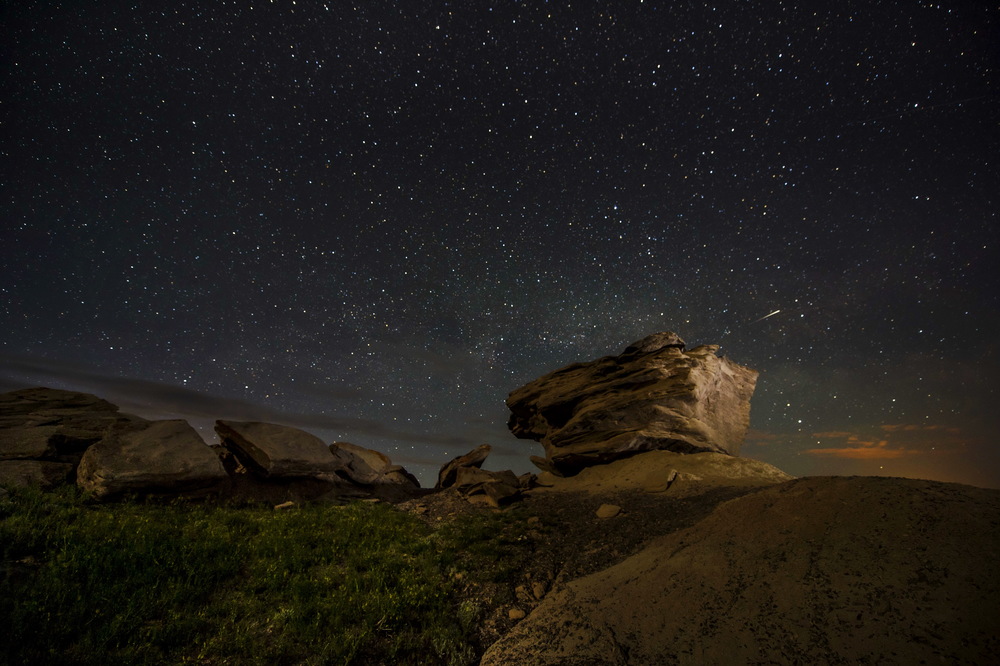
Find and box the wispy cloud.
[805,423,969,460]
[0,353,474,447]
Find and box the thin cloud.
[0,352,474,447]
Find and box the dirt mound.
[482,476,1000,665]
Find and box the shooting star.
[752,309,782,324]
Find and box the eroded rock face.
[506,332,758,475]
[76,420,228,499]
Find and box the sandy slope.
[482,476,1000,665]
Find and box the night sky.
[3,1,998,488]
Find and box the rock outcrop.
[0,387,424,504]
[436,444,532,506]
[507,332,758,475]
[330,441,420,487]
[481,477,1000,665]
[76,420,229,499]
[0,387,146,488]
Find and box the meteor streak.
[752,309,782,323]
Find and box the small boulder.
[330,441,420,487]
[76,420,228,499]
[595,504,622,519]
[436,444,492,490]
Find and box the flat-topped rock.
[77,420,228,499]
[215,420,341,478]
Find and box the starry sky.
[3,1,998,488]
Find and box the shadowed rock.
[77,420,228,499]
[215,420,341,478]
[507,332,758,475]
[436,444,492,490]
[0,387,147,488]
[331,441,420,487]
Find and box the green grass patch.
[0,487,534,665]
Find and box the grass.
[0,486,535,665]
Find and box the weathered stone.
[482,477,1000,666]
[595,503,622,519]
[0,426,60,459]
[0,460,74,489]
[215,420,341,478]
[76,420,228,499]
[436,444,492,489]
[449,466,523,507]
[330,441,420,487]
[507,332,758,475]
[0,387,120,417]
[0,387,145,465]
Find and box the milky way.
[3,1,997,487]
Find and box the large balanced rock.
[0,387,147,488]
[215,420,341,478]
[76,420,228,499]
[507,332,758,475]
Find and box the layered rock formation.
[0,387,145,488]
[507,332,758,475]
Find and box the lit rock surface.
[77,419,228,499]
[483,476,1000,665]
[507,332,758,475]
[215,420,342,478]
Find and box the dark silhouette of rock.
[436,444,492,489]
[76,420,228,499]
[506,332,758,475]
[330,441,420,488]
[215,420,342,478]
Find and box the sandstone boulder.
[436,443,492,489]
[0,387,147,488]
[76,420,228,499]
[215,420,341,478]
[507,332,758,475]
[330,441,420,487]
